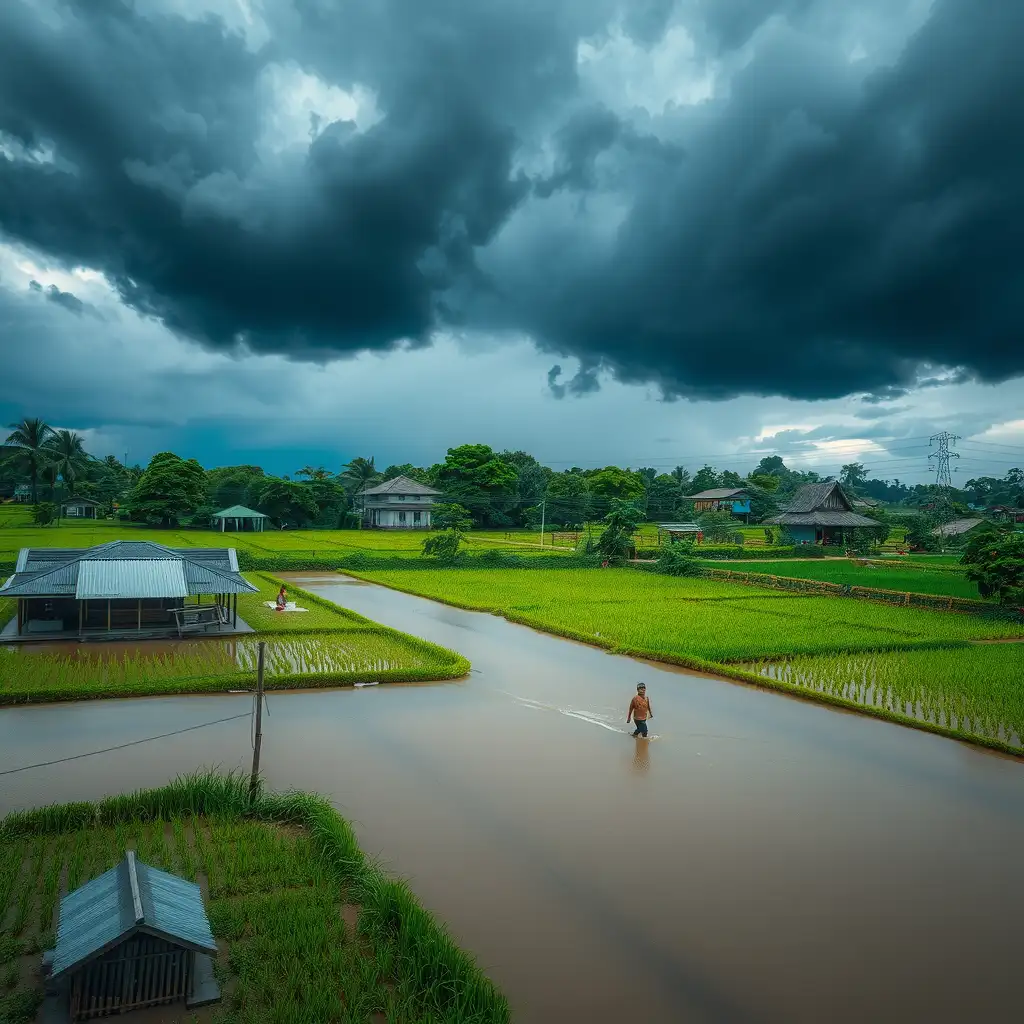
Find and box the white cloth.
[263,601,308,613]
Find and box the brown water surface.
[2,572,1023,1023]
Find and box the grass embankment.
[0,771,508,1024]
[710,558,984,600]
[351,567,1024,755]
[0,574,469,706]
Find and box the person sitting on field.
[275,586,287,610]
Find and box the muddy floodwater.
[3,573,1024,1023]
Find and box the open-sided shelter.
[43,851,220,1021]
[767,481,879,545]
[0,540,258,640]
[210,504,269,532]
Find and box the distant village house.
[61,496,103,519]
[686,488,752,520]
[768,481,878,546]
[358,475,441,529]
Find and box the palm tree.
[297,466,333,482]
[44,429,90,499]
[5,417,54,503]
[340,456,379,494]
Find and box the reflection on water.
[631,737,651,774]
[2,572,1024,1024]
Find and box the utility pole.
[929,431,960,525]
[539,499,546,547]
[249,641,265,801]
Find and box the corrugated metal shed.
[51,852,217,982]
[76,559,189,600]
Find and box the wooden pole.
[137,599,142,631]
[249,641,265,800]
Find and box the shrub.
[654,546,705,577]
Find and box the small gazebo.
[211,505,269,532]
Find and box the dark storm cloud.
[29,279,88,315]
[547,363,602,399]
[0,0,1022,402]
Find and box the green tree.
[840,462,868,493]
[646,474,683,521]
[748,473,780,493]
[670,466,692,491]
[960,526,1024,604]
[44,429,90,500]
[381,463,431,484]
[207,465,266,510]
[585,467,646,517]
[744,483,779,523]
[546,471,592,528]
[596,499,644,562]
[128,452,208,526]
[430,502,473,531]
[4,417,54,503]
[696,509,738,542]
[421,529,466,563]
[296,466,334,482]
[435,444,518,525]
[689,465,722,493]
[256,479,320,527]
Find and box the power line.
[929,431,960,493]
[0,712,252,777]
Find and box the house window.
[398,511,407,524]
[413,511,421,524]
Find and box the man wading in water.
[627,682,653,738]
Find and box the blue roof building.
[43,851,220,1020]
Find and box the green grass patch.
[720,559,984,600]
[0,771,508,1023]
[0,574,469,705]
[353,568,1022,663]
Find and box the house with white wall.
[358,475,441,529]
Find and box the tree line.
[2,420,1022,531]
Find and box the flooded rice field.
[746,646,1024,748]
[2,572,1024,1023]
[3,633,402,679]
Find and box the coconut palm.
[340,456,379,494]
[4,417,54,503]
[297,466,334,482]
[44,429,90,498]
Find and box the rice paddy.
[355,568,1024,662]
[0,574,469,705]
[0,772,509,1023]
[745,646,1024,748]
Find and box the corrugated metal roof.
[184,561,259,595]
[359,475,441,496]
[657,522,702,531]
[686,488,748,500]
[81,540,179,560]
[51,853,217,981]
[178,549,236,572]
[0,563,79,596]
[932,518,985,537]
[76,560,189,599]
[211,505,267,518]
[137,861,217,953]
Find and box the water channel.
[2,572,1023,1023]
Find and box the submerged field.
[0,574,468,705]
[715,558,983,600]
[0,773,508,1024]
[354,567,1024,752]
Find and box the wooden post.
[249,641,266,801]
[137,599,142,631]
[79,601,84,636]
[107,600,111,631]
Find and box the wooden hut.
[42,851,220,1021]
[60,497,103,520]
[767,481,878,546]
[685,488,751,519]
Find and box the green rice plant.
[746,646,1024,747]
[36,837,65,932]
[0,987,43,1024]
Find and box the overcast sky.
[1,0,1021,482]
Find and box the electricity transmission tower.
[928,431,960,492]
